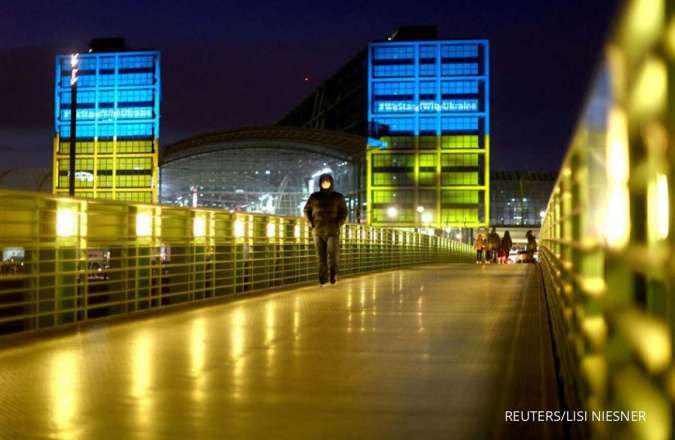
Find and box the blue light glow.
[368,39,489,140]
[375,99,479,113]
[54,51,161,140]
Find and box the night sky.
[0,0,619,171]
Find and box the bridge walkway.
[0,264,563,439]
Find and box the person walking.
[474,233,486,264]
[487,227,501,264]
[525,230,538,263]
[500,230,513,264]
[303,174,348,286]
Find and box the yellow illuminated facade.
[367,40,490,228]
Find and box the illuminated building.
[52,38,161,203]
[159,127,364,219]
[490,171,555,227]
[279,27,490,228]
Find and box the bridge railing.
[0,188,472,336]
[540,1,674,438]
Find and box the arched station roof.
[160,127,367,165]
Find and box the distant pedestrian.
[500,230,513,264]
[525,230,538,263]
[303,174,348,285]
[474,233,486,264]
[487,227,500,264]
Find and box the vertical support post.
[69,72,77,197]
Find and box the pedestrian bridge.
[1,264,559,439]
[2,1,675,439]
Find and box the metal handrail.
[539,1,674,438]
[0,188,472,336]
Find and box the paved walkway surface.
[0,264,563,439]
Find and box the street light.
[386,206,398,219]
[68,53,79,197]
[421,211,433,225]
[416,206,425,213]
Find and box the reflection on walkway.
[0,264,561,439]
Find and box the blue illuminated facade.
[53,50,161,203]
[367,39,490,227]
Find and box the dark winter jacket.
[501,234,513,253]
[303,174,348,236]
[487,230,501,250]
[526,232,538,252]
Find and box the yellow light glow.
[266,223,276,239]
[667,16,675,58]
[631,57,667,117]
[231,309,245,359]
[193,216,206,237]
[656,174,669,239]
[191,318,206,375]
[130,331,154,428]
[624,0,664,56]
[131,332,153,398]
[265,302,275,346]
[233,219,245,238]
[56,207,76,238]
[230,308,247,400]
[421,211,433,224]
[50,351,78,433]
[648,173,670,242]
[136,212,153,237]
[607,107,630,182]
[605,107,631,249]
[623,311,671,374]
[294,224,301,238]
[581,315,608,349]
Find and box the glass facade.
[367,40,489,228]
[53,51,161,203]
[160,148,355,217]
[490,171,555,227]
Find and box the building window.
[441,80,479,94]
[118,55,155,68]
[373,81,414,96]
[373,46,414,60]
[442,154,479,168]
[373,117,415,135]
[441,44,479,58]
[441,63,479,76]
[441,117,479,132]
[419,63,436,77]
[419,81,437,96]
[441,135,479,148]
[372,153,414,168]
[419,136,437,149]
[372,190,414,204]
[419,45,437,59]
[380,136,414,149]
[441,172,479,186]
[373,64,415,78]
[419,117,437,133]
[442,190,479,205]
